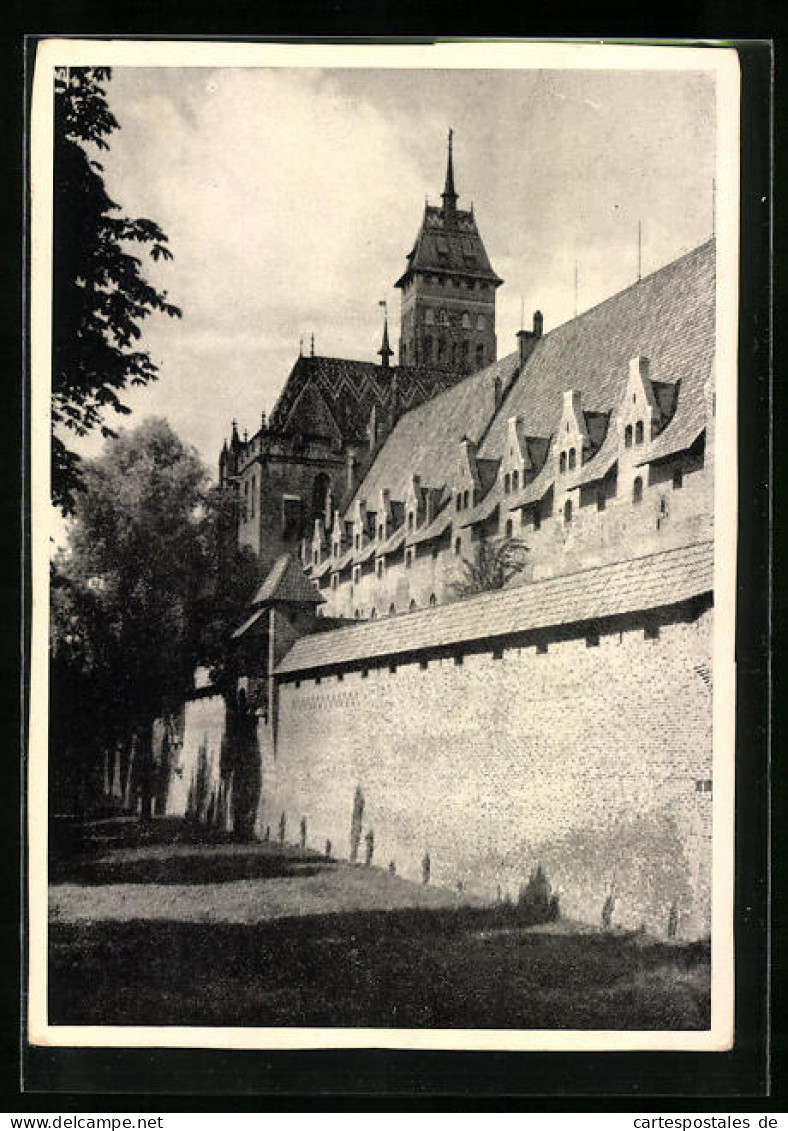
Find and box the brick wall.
[263,602,713,937]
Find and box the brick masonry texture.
[260,604,713,938]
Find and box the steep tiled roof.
[479,240,715,463]
[268,355,466,447]
[395,205,502,289]
[408,501,454,546]
[345,351,521,511]
[250,554,324,607]
[276,541,713,674]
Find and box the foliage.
[50,417,266,816]
[52,67,181,514]
[517,863,560,922]
[449,533,528,599]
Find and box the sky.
[67,62,716,475]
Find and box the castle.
[166,134,716,938]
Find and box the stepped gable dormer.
[310,516,329,568]
[452,436,483,514]
[618,356,676,451]
[555,390,591,479]
[395,131,503,373]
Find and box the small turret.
[378,311,394,368]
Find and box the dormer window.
[633,476,643,504]
[425,308,435,325]
[454,536,462,555]
[408,512,414,532]
[568,448,576,470]
[377,559,384,578]
[559,452,567,474]
[463,490,470,508]
[505,518,513,538]
[456,494,462,513]
[512,470,519,491]
[625,425,633,448]
[461,312,470,329]
[477,314,485,331]
[635,420,644,445]
[564,499,573,524]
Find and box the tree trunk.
[138,719,155,824]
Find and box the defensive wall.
[166,539,713,940]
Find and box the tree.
[449,533,528,599]
[52,418,209,819]
[52,67,181,514]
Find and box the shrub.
[517,864,559,923]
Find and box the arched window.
[377,559,384,578]
[635,420,644,444]
[477,314,485,330]
[568,448,576,470]
[408,512,414,531]
[633,476,643,503]
[409,598,417,612]
[463,490,470,508]
[405,549,413,569]
[504,473,511,494]
[456,494,462,512]
[559,451,567,474]
[429,593,437,607]
[424,334,433,360]
[564,499,573,524]
[512,469,519,491]
[625,424,633,448]
[438,337,447,361]
[389,603,396,616]
[461,311,470,329]
[476,343,485,367]
[454,536,462,556]
[425,308,435,325]
[355,534,360,549]
[439,309,449,327]
[505,518,513,538]
[378,523,384,540]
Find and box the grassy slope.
[48,817,710,1030]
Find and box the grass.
[48,815,711,1031]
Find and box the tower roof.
[396,131,502,290]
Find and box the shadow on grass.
[49,902,711,1031]
[49,815,331,886]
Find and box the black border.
[11,32,774,1105]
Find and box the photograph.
[28,39,739,1052]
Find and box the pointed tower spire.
[441,128,458,222]
[378,300,393,368]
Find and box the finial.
[299,336,303,356]
[310,333,315,357]
[442,127,458,221]
[377,300,393,368]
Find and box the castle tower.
[395,130,503,372]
